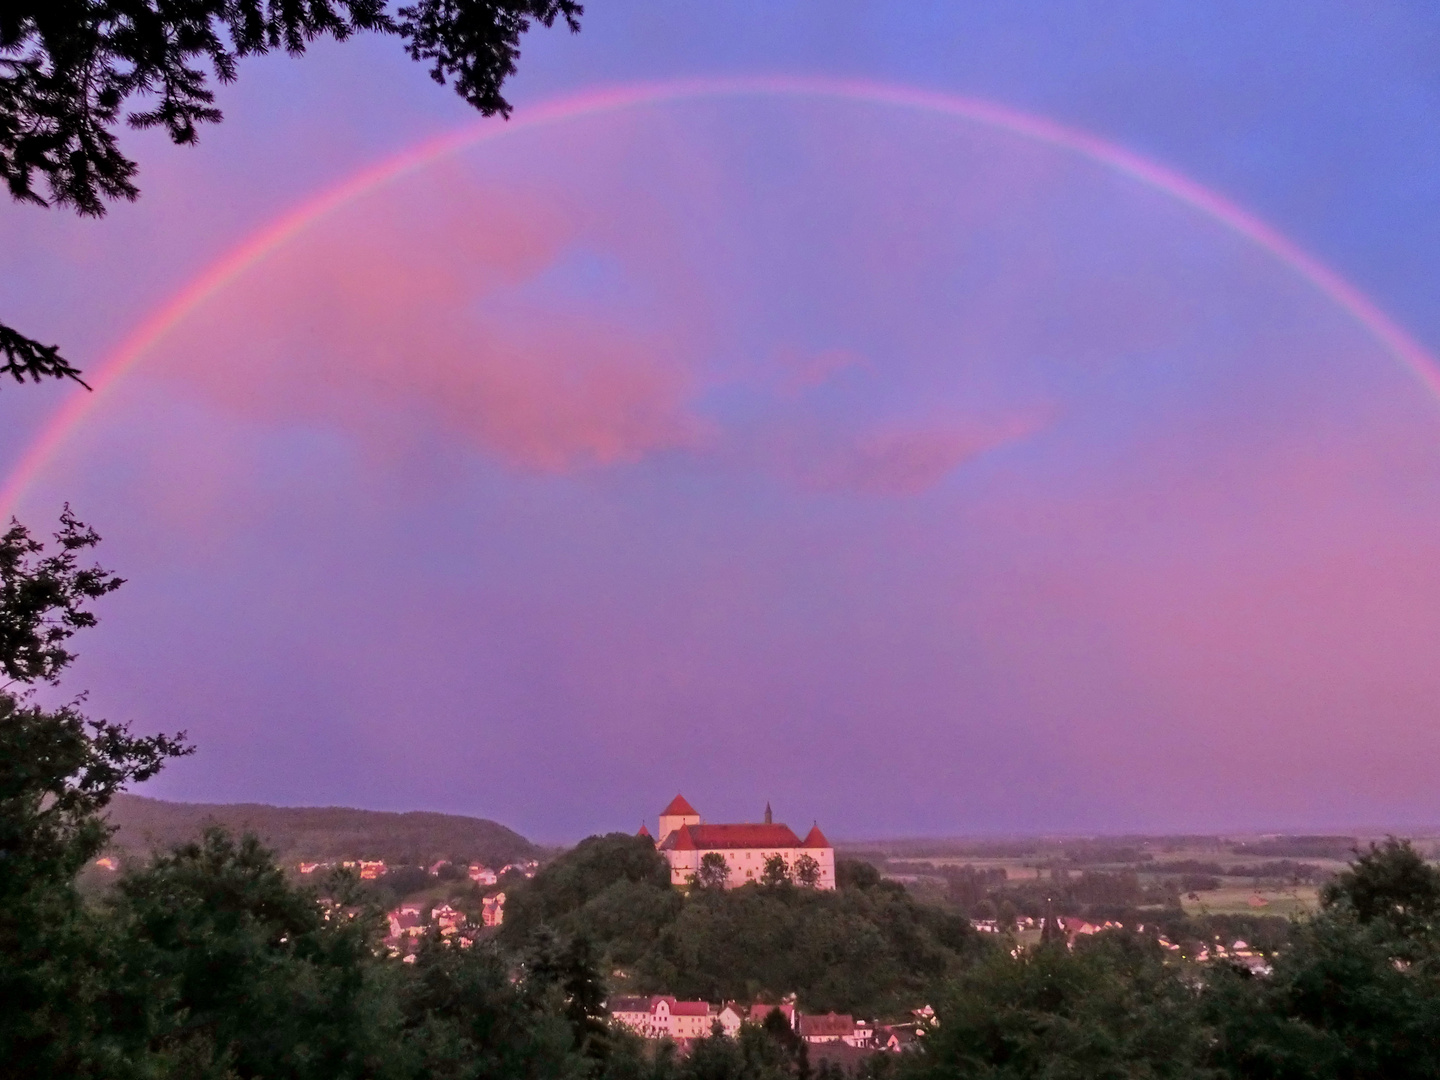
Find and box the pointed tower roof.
[662,794,698,816]
[669,823,697,850]
[637,823,652,839]
[764,802,773,825]
[802,823,830,848]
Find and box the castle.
[641,795,836,889]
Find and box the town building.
[609,996,716,1040]
[646,795,836,889]
[431,903,464,934]
[482,892,505,927]
[798,1012,856,1044]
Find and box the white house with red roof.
[647,795,836,890]
[609,995,717,1040]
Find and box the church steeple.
[764,802,772,825]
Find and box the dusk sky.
[5,3,1440,842]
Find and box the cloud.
[155,178,710,472]
[806,416,1047,495]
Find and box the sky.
[4,2,1440,842]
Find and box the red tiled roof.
[674,823,803,849]
[637,824,652,838]
[799,1013,854,1037]
[669,1000,712,1016]
[662,794,698,816]
[802,824,830,849]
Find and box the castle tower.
[658,794,700,843]
[764,802,772,825]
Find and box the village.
[310,795,1277,997]
[608,997,930,1054]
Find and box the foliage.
[2,0,582,386]
[697,851,732,890]
[760,854,790,888]
[1,322,88,386]
[911,839,1440,1080]
[501,833,678,961]
[1320,836,1440,937]
[105,829,396,1079]
[1,507,124,683]
[0,510,190,1078]
[398,935,587,1080]
[502,842,983,1018]
[1201,838,1440,1080]
[793,855,820,889]
[912,933,1215,1080]
[104,791,540,867]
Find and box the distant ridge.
[104,794,541,867]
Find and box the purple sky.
[5,3,1440,842]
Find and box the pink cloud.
[152,178,709,472]
[753,411,1050,496]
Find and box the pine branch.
[0,321,89,388]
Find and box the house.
[877,1025,918,1053]
[846,1020,874,1048]
[1059,916,1100,940]
[429,860,451,876]
[610,997,656,1037]
[358,860,387,880]
[655,997,715,1039]
[431,903,464,934]
[387,905,425,939]
[798,1012,855,1044]
[94,857,119,871]
[468,864,498,886]
[608,996,715,1040]
[714,1000,797,1037]
[297,861,323,875]
[482,892,505,927]
[648,795,836,889]
[716,1003,746,1037]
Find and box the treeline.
[104,793,540,869]
[499,835,981,1017]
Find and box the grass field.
[1180,885,1320,918]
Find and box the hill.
[499,833,982,1017]
[103,794,541,867]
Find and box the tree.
[792,855,820,889]
[912,932,1213,1080]
[525,929,611,1061]
[695,852,730,891]
[1,506,123,683]
[0,510,189,1076]
[107,829,396,1079]
[402,933,587,1080]
[1200,838,1440,1080]
[2,0,584,386]
[1321,837,1440,938]
[760,854,790,888]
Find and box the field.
[838,832,1440,928]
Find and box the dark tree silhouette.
[1,0,583,385]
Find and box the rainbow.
[4,74,1437,517]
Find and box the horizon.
[109,792,1440,849]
